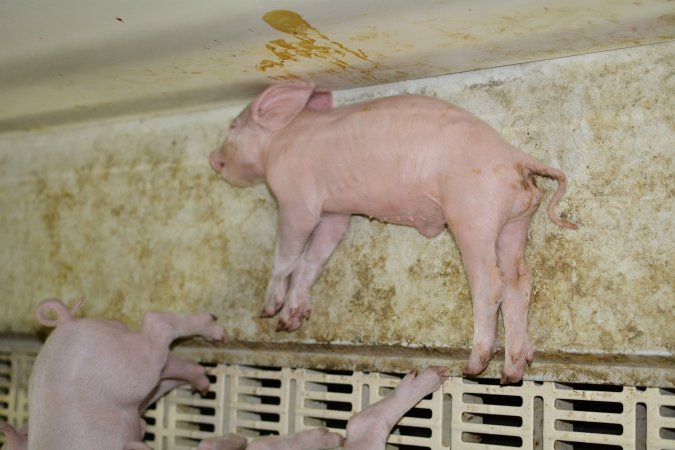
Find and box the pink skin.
[200,429,344,450]
[0,422,27,450]
[209,81,578,383]
[17,296,443,450]
[26,298,227,450]
[197,367,445,450]
[344,366,448,450]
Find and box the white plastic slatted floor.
[1,349,674,449]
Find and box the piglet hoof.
[192,371,211,396]
[462,355,491,378]
[500,343,534,384]
[260,298,284,318]
[262,283,287,318]
[407,366,449,393]
[276,306,311,332]
[463,340,497,377]
[275,317,297,332]
[199,313,228,343]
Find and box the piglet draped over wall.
[0,42,672,386]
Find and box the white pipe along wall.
[0,1,673,388]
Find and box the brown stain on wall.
[256,10,381,82]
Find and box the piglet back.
[35,297,84,327]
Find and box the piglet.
[209,81,578,382]
[25,297,226,450]
[199,366,447,450]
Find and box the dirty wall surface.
[0,42,672,385]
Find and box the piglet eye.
[229,119,240,131]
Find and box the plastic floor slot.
[1,350,674,449]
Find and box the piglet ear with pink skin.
[251,81,317,131]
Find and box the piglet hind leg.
[277,213,351,331]
[344,367,448,450]
[451,227,504,377]
[497,218,535,384]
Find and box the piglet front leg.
[141,311,227,352]
[140,352,211,413]
[260,203,320,320]
[276,212,351,331]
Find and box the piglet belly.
[325,186,445,237]
[375,196,446,237]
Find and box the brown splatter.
[256,10,381,82]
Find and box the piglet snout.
[209,150,226,173]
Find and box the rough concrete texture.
[0,42,672,385]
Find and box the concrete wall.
[0,42,672,386]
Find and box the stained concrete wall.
[0,42,672,386]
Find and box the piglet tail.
[35,297,84,327]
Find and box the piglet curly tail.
[35,297,84,327]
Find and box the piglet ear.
[251,81,316,131]
[307,89,333,111]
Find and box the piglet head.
[209,81,332,187]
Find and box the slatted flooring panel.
[0,349,673,449]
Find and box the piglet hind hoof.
[275,320,289,332]
[462,359,489,378]
[500,344,534,384]
[259,302,283,318]
[500,370,524,385]
[463,344,497,377]
[500,359,530,385]
[275,317,302,332]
